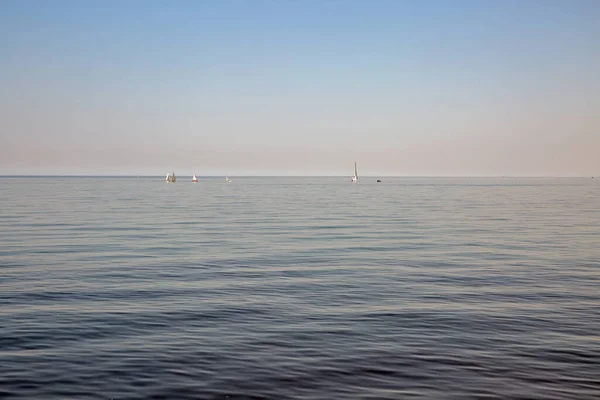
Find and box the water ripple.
[1,177,599,399]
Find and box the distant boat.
[226,174,231,183]
[351,162,358,183]
[166,172,176,183]
[192,173,198,183]
[377,179,381,183]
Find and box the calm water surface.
[1,177,599,399]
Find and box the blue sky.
[1,0,599,175]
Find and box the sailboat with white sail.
[226,174,231,183]
[166,172,177,183]
[192,173,198,183]
[351,162,358,183]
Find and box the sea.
[1,176,599,399]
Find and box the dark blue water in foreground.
[1,177,599,399]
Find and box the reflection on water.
[1,177,599,399]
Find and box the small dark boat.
[376,179,381,183]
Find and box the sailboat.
[351,162,358,183]
[166,173,171,183]
[226,174,231,183]
[192,173,198,183]
[171,172,176,182]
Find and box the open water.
[1,177,599,399]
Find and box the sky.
[1,0,599,176]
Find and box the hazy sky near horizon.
[1,0,599,176]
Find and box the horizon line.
[0,175,596,178]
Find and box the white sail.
[192,173,198,182]
[226,174,231,183]
[351,162,358,183]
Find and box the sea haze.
[1,177,599,399]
